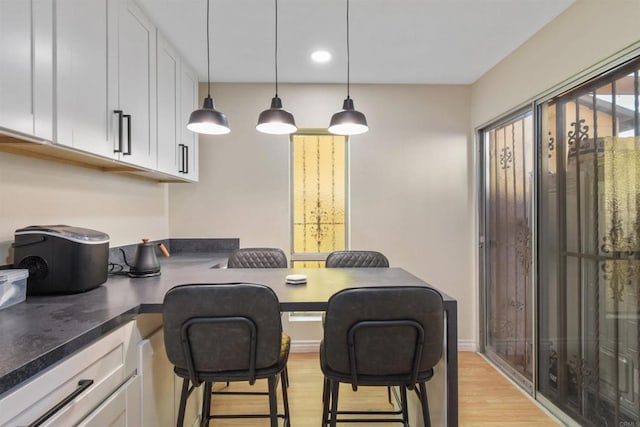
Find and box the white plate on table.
[286,274,307,285]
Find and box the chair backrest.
[163,283,283,384]
[325,250,389,268]
[323,286,443,385]
[227,247,288,268]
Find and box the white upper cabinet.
[3,0,194,181]
[156,33,199,181]
[179,63,199,182]
[55,0,116,158]
[56,0,157,169]
[0,0,52,140]
[156,34,181,176]
[114,0,157,169]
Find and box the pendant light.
[187,0,230,135]
[256,0,297,135]
[328,0,368,136]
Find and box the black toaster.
[12,225,110,295]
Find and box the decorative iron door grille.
[539,57,640,425]
[482,111,534,390]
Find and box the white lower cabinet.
[0,322,136,427]
[0,316,195,427]
[137,319,201,426]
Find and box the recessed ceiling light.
[311,50,332,63]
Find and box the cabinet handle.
[123,114,132,156]
[27,379,94,427]
[113,110,123,153]
[185,145,189,174]
[178,143,185,173]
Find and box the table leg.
[445,301,458,426]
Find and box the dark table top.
[0,255,454,396]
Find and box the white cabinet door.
[156,33,180,176]
[138,327,201,426]
[0,0,52,140]
[179,62,199,181]
[55,0,116,158]
[115,0,157,169]
[138,328,176,427]
[156,33,199,181]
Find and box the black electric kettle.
[128,238,161,278]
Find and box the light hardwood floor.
[201,351,560,426]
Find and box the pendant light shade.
[256,0,297,135]
[329,0,367,136]
[187,0,230,135]
[187,95,230,135]
[256,96,297,134]
[328,97,368,135]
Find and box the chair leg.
[177,378,190,427]
[268,375,279,427]
[400,386,409,427]
[322,377,330,426]
[281,370,291,427]
[418,382,431,427]
[329,379,339,427]
[200,382,212,427]
[284,366,290,388]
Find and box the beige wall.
[169,82,476,343]
[472,0,640,127]
[0,152,169,264]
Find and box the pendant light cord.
[206,0,211,98]
[346,0,350,99]
[274,0,279,97]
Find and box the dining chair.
[320,286,444,427]
[226,247,288,268]
[163,283,291,427]
[325,250,389,268]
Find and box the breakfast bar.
[0,257,458,426]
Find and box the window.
[290,132,348,268]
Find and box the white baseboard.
[290,339,478,353]
[291,340,320,352]
[458,340,477,352]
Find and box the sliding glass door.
[480,111,534,391]
[538,58,640,425]
[480,51,640,427]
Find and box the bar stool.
[227,248,288,268]
[320,286,444,426]
[163,283,291,427]
[325,250,389,268]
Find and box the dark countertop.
[0,254,456,399]
[0,253,229,397]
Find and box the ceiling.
[136,0,575,85]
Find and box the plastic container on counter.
[0,269,29,311]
